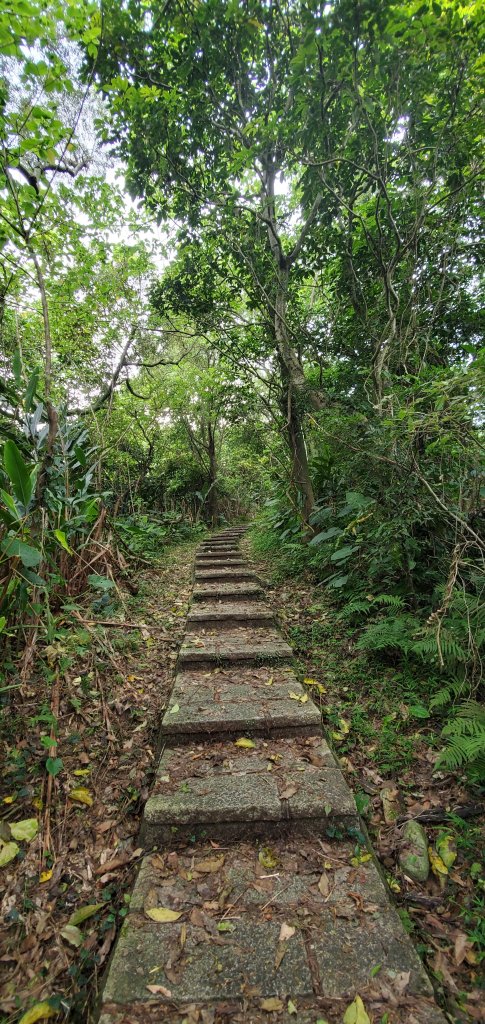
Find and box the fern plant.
[436,701,485,782]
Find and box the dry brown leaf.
[146,984,172,997]
[261,997,284,1012]
[280,784,297,800]
[196,854,225,874]
[318,871,330,898]
[279,922,296,942]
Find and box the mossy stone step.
[178,626,292,664]
[194,567,257,582]
[142,734,357,844]
[192,581,264,601]
[187,601,273,624]
[160,665,321,739]
[101,836,444,1023]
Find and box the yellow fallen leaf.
[287,1000,297,1015]
[18,1003,57,1024]
[3,795,14,804]
[258,846,279,869]
[73,768,91,776]
[261,997,284,1012]
[234,737,256,749]
[436,833,457,869]
[145,907,182,922]
[350,852,372,866]
[10,818,38,842]
[69,787,93,806]
[289,691,309,703]
[429,846,448,878]
[40,868,53,883]
[32,797,43,810]
[343,994,371,1024]
[265,676,274,686]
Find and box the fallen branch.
[72,615,174,636]
[397,803,483,825]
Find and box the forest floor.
[244,538,484,1023]
[0,539,198,1024]
[1,533,483,1024]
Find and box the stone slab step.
[195,557,248,568]
[101,835,443,1023]
[187,601,273,624]
[194,568,258,581]
[142,735,357,843]
[178,626,292,664]
[161,665,321,739]
[193,581,264,601]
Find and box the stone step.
[178,626,292,665]
[100,834,444,1024]
[142,734,357,844]
[160,665,321,740]
[195,557,248,568]
[187,601,273,624]
[194,567,258,581]
[193,581,264,601]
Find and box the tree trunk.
[279,358,315,523]
[206,424,218,527]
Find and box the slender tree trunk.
[279,357,315,523]
[206,424,218,526]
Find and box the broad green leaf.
[3,441,33,507]
[1,535,41,568]
[0,840,20,866]
[53,529,73,555]
[10,818,38,842]
[68,903,105,926]
[46,757,63,777]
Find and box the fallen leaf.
[0,840,19,866]
[280,784,297,800]
[39,869,53,883]
[274,943,287,970]
[18,1004,57,1024]
[429,845,448,881]
[146,907,182,922]
[436,833,457,869]
[265,676,274,686]
[146,984,172,996]
[68,903,105,926]
[318,871,330,897]
[289,691,309,703]
[454,931,472,965]
[69,787,93,806]
[217,921,235,932]
[287,1000,297,1015]
[258,847,279,869]
[343,994,371,1024]
[381,787,400,824]
[350,852,372,866]
[234,737,256,748]
[279,922,296,941]
[3,795,14,804]
[73,768,91,776]
[261,997,284,1012]
[169,703,180,714]
[10,818,38,842]
[60,924,83,947]
[196,854,225,873]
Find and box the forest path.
[99,529,445,1024]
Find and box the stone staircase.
[99,528,446,1024]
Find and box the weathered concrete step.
[187,601,273,624]
[195,557,248,568]
[194,567,258,581]
[161,665,321,739]
[142,734,357,844]
[178,626,292,664]
[101,835,444,1024]
[193,581,264,601]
